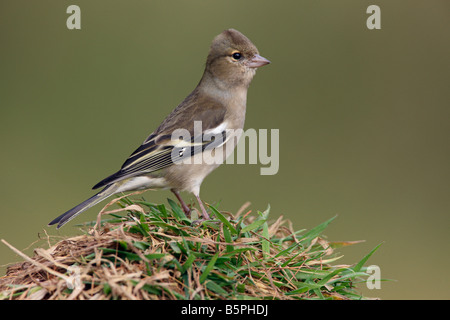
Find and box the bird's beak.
[247,54,271,68]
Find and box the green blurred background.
[1,0,449,299]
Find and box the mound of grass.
[0,194,380,300]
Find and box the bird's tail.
[48,185,117,229]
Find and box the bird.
[48,28,270,229]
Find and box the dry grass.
[0,194,378,300]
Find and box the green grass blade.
[205,280,228,297]
[222,224,234,253]
[200,252,219,284]
[209,206,237,235]
[181,254,196,273]
[353,242,383,272]
[261,222,270,258]
[167,198,187,221]
[299,215,337,244]
[241,219,266,234]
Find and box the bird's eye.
[231,52,242,60]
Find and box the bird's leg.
[171,189,191,216]
[195,194,211,220]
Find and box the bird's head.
[204,29,270,89]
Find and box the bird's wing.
[92,91,228,190]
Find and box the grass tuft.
[0,195,380,300]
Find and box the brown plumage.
[49,29,270,229]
